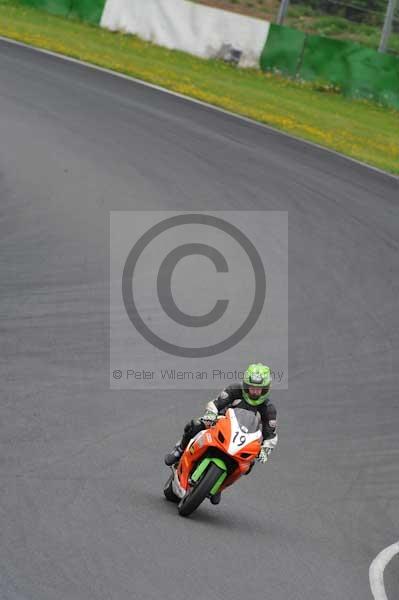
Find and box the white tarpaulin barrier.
[101,0,270,68]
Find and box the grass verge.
[0,0,398,174]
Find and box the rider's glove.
[257,435,278,464]
[257,446,270,464]
[201,409,218,427]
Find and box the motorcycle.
[163,407,262,517]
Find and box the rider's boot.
[210,491,221,505]
[164,443,183,466]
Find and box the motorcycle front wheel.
[178,463,224,517]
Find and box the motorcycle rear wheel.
[178,463,224,517]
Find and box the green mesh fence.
[19,0,105,23]
[260,25,305,77]
[261,23,399,109]
[19,0,71,17]
[69,0,106,24]
[300,35,399,107]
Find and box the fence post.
[379,0,398,52]
[276,0,291,25]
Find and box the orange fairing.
[177,408,262,493]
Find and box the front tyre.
[178,463,224,517]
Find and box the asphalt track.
[1,38,398,600]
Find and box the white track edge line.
[0,34,398,181]
[369,541,399,600]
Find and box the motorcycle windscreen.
[232,408,261,433]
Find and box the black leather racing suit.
[179,383,277,450]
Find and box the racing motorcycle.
[163,407,262,517]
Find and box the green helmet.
[242,363,271,406]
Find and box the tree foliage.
[290,0,392,26]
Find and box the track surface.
[0,39,398,600]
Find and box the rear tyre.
[178,463,224,517]
[163,473,180,503]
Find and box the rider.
[164,363,278,503]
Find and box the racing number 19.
[233,431,246,447]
